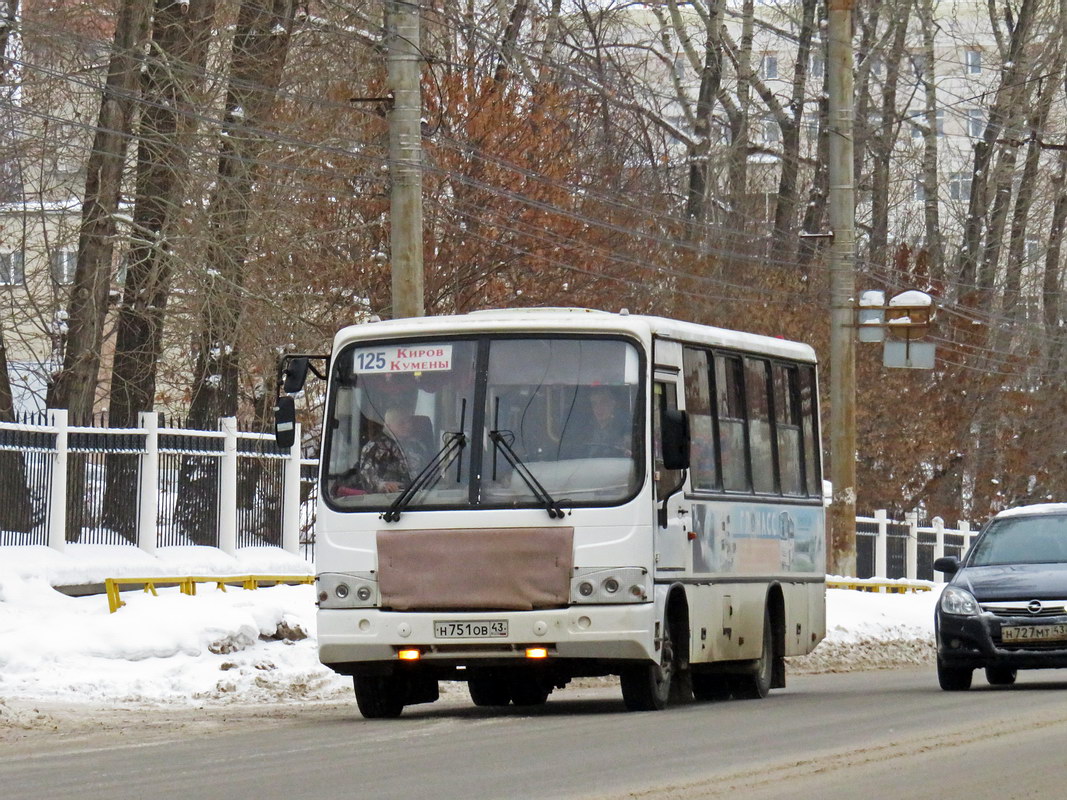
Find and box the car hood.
[956,563,1067,601]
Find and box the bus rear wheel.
[731,609,774,700]
[354,675,405,719]
[621,621,675,711]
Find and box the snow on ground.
[0,546,941,718]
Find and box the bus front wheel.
[354,675,405,719]
[468,674,512,706]
[621,621,675,711]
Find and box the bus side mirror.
[282,357,310,394]
[661,407,690,471]
[274,395,296,449]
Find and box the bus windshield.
[323,336,643,512]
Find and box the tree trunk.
[684,4,724,231]
[1042,151,1067,373]
[109,0,217,429]
[918,0,942,282]
[955,0,1038,298]
[772,0,816,251]
[187,0,299,428]
[179,0,298,544]
[104,0,218,541]
[1001,73,1059,327]
[868,1,910,275]
[48,0,151,424]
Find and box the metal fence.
[0,412,54,546]
[0,410,313,556]
[856,510,974,582]
[0,410,979,579]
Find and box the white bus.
[278,308,825,717]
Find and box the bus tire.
[621,619,675,711]
[509,674,551,706]
[354,675,405,719]
[692,671,732,701]
[731,609,774,700]
[468,674,512,707]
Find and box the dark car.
[934,504,1067,690]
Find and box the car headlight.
[570,567,650,604]
[940,585,980,616]
[317,572,378,609]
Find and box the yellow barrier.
[105,574,315,613]
[826,579,933,594]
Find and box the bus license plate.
[1002,624,1067,643]
[434,620,508,639]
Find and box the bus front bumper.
[318,603,658,672]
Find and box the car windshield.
[969,514,1067,566]
[322,336,643,512]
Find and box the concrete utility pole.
[386,0,425,319]
[826,0,857,576]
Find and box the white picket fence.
[0,409,313,556]
[0,409,974,578]
[855,510,975,583]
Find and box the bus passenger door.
[653,379,689,573]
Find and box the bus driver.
[357,408,432,494]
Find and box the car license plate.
[433,620,508,639]
[1001,624,1067,643]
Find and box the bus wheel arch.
[767,583,786,690]
[732,585,784,700]
[621,584,689,711]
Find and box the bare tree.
[48,0,151,424]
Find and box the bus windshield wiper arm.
[489,430,565,519]
[382,431,467,522]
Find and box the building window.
[949,172,972,202]
[966,108,986,138]
[760,53,778,80]
[763,117,781,146]
[1,251,25,285]
[965,48,982,74]
[809,54,825,79]
[914,180,926,203]
[910,51,928,81]
[1026,236,1041,264]
[909,109,944,138]
[50,250,77,285]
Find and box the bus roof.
[334,307,818,363]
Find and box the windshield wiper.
[382,431,467,522]
[489,430,565,519]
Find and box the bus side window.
[773,363,804,495]
[745,357,775,494]
[714,354,748,492]
[799,365,822,496]
[653,382,684,499]
[683,347,717,490]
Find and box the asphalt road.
[5,667,1067,800]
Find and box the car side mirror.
[933,556,960,575]
[661,407,690,471]
[274,395,296,449]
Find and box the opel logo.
[1028,600,1043,614]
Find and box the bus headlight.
[317,572,378,608]
[571,568,650,604]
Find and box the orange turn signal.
[398,649,421,661]
[525,647,548,659]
